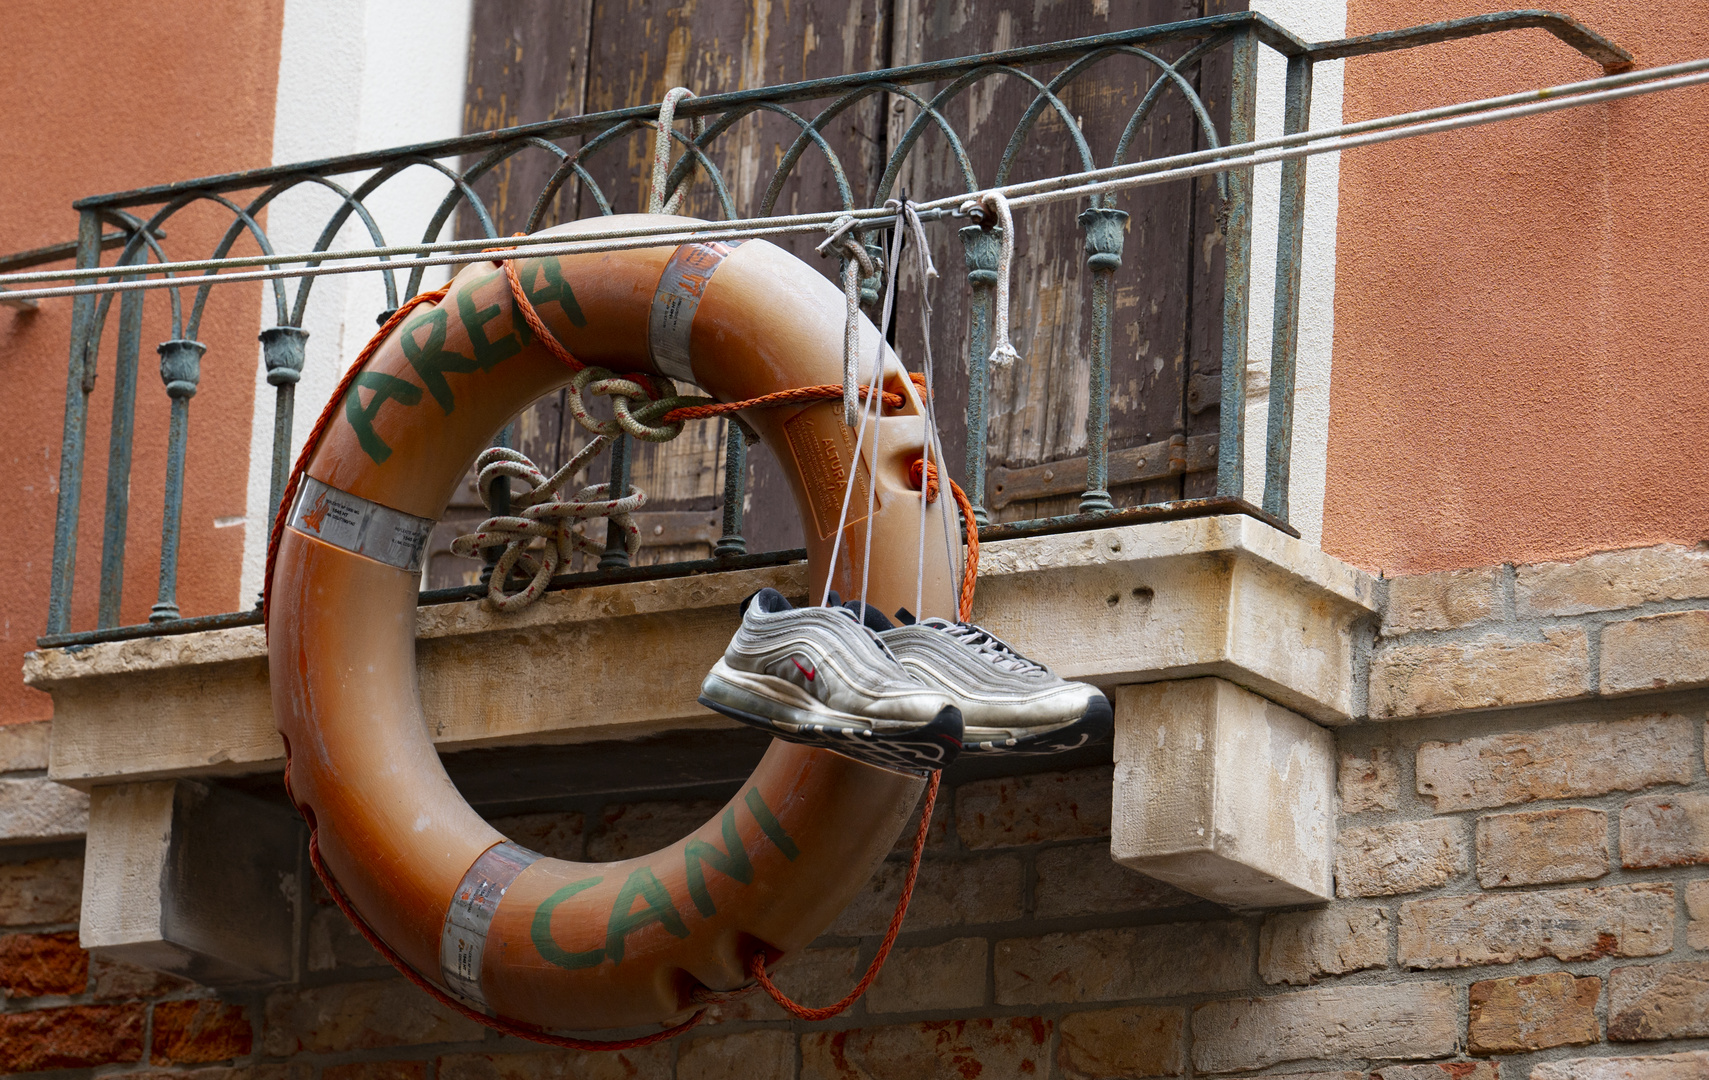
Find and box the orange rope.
[749,769,940,1020]
[908,460,979,622]
[663,383,904,422]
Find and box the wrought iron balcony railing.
[12,9,1635,646]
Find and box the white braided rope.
[818,215,879,429]
[960,191,1022,368]
[450,443,645,611]
[650,87,703,216]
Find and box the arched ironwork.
[30,8,1632,642]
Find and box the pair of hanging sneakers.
[698,588,1112,773]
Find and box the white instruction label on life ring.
[648,239,743,384]
[441,840,542,1007]
[288,475,435,573]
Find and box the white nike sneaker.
[869,608,1111,755]
[698,589,964,773]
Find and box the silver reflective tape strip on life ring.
[440,841,543,1007]
[648,239,743,384]
[288,475,435,574]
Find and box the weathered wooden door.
[427,0,1245,589]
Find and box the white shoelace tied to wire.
[958,190,1023,368]
[450,440,644,612]
[894,200,961,622]
[819,199,962,624]
[821,209,906,617]
[650,87,704,215]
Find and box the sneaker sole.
[699,670,963,774]
[959,692,1113,755]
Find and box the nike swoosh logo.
[792,658,817,681]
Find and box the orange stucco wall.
[1324,2,1709,574]
[0,1,283,722]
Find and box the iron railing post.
[713,420,748,557]
[598,432,632,570]
[1078,206,1128,514]
[260,326,310,521]
[1262,54,1315,523]
[859,241,886,314]
[46,212,105,635]
[960,224,1000,526]
[150,339,205,623]
[96,259,148,629]
[1216,27,1260,500]
[479,423,514,588]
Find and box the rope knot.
[566,365,706,443]
[450,443,646,611]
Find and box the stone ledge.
[25,515,1377,790]
[0,776,89,844]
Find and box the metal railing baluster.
[96,270,147,628]
[1078,207,1128,514]
[713,420,748,557]
[1215,27,1260,500]
[479,423,514,588]
[150,339,205,623]
[599,432,632,570]
[260,327,310,523]
[959,225,1000,527]
[46,212,105,636]
[1262,54,1315,524]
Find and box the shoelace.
[826,604,905,663]
[919,618,1044,675]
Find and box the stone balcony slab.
[25,515,1377,790]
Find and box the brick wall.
[3,544,1708,1078]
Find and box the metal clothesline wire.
[6,54,1699,291]
[4,56,1706,305]
[11,52,1704,293]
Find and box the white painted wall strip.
[239,0,473,607]
[1247,0,1346,549]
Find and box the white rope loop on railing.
[817,215,880,429]
[651,87,703,216]
[450,443,647,611]
[960,191,1022,368]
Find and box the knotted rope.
[451,442,643,611]
[959,190,1022,368]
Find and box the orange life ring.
[267,215,959,1032]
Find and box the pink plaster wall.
[0,1,284,722]
[1324,2,1709,573]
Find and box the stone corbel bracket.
[970,516,1377,909]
